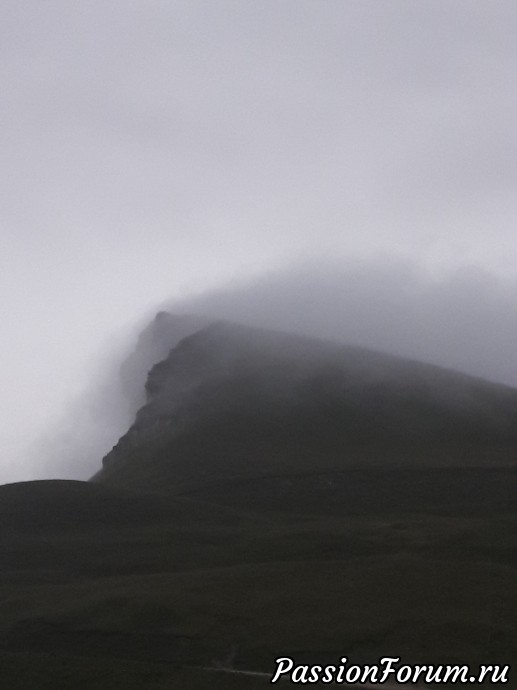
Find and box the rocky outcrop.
[94,316,517,492]
[118,311,212,417]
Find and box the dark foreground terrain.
[0,470,516,688]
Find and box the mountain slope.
[1,315,517,687]
[96,318,517,493]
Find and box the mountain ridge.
[95,315,517,492]
[2,313,516,687]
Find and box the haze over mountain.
[2,3,517,684]
[25,260,517,483]
[172,260,517,388]
[3,1,517,485]
[2,314,515,687]
[96,314,517,493]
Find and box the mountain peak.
[95,318,517,492]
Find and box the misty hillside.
[170,262,517,390]
[96,314,517,493]
[2,312,517,688]
[4,2,517,686]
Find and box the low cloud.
[26,257,517,483]
[172,258,517,388]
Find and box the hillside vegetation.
[1,319,516,687]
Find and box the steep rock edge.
[94,317,517,493]
[118,311,212,417]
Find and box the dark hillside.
[2,319,516,687]
[0,477,516,688]
[97,319,517,492]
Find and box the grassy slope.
[1,476,516,688]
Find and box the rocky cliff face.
[118,311,212,417]
[94,315,517,492]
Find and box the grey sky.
[1,1,517,483]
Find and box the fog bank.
[26,258,517,482]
